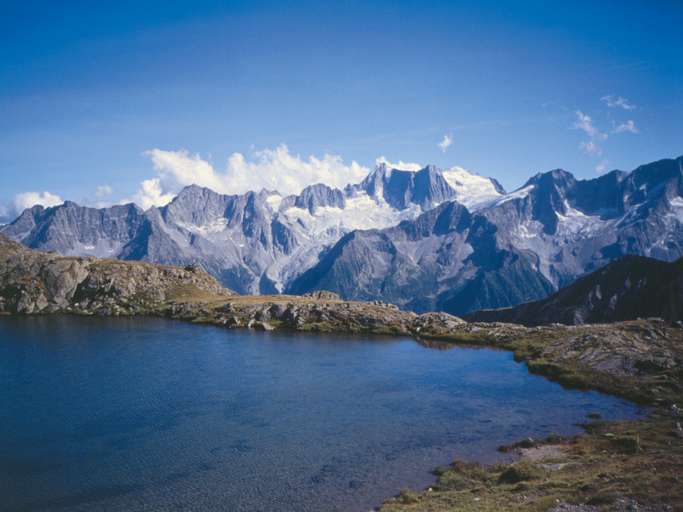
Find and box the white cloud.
[0,191,65,223]
[375,156,423,172]
[14,191,63,213]
[145,149,224,193]
[132,178,177,210]
[601,95,636,110]
[613,120,639,134]
[438,133,453,153]
[95,185,113,198]
[132,144,370,208]
[595,160,609,174]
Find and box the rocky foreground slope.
[2,235,682,510]
[0,234,233,315]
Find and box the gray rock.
[302,290,342,301]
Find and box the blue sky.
[1,0,682,216]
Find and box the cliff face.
[0,235,232,315]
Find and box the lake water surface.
[0,316,642,511]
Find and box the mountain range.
[2,155,682,315]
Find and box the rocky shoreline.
[1,235,682,511]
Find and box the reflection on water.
[0,316,643,512]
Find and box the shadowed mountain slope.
[466,255,683,325]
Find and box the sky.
[1,0,682,219]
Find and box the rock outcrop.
[0,235,232,315]
[301,290,342,300]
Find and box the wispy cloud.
[573,111,607,140]
[601,95,636,110]
[132,145,370,209]
[437,133,453,153]
[573,97,641,167]
[612,119,639,134]
[574,110,608,156]
[595,160,609,174]
[95,185,113,198]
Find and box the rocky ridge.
[466,254,683,325]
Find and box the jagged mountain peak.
[173,184,227,201]
[163,185,234,225]
[357,163,455,210]
[628,155,683,191]
[176,183,206,195]
[294,183,345,213]
[523,168,577,190]
[358,162,502,211]
[494,168,578,235]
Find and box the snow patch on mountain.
[281,192,421,237]
[441,166,503,209]
[667,196,683,223]
[64,240,124,258]
[265,193,283,211]
[494,185,535,206]
[176,218,229,235]
[555,202,608,236]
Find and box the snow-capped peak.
[441,166,504,210]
